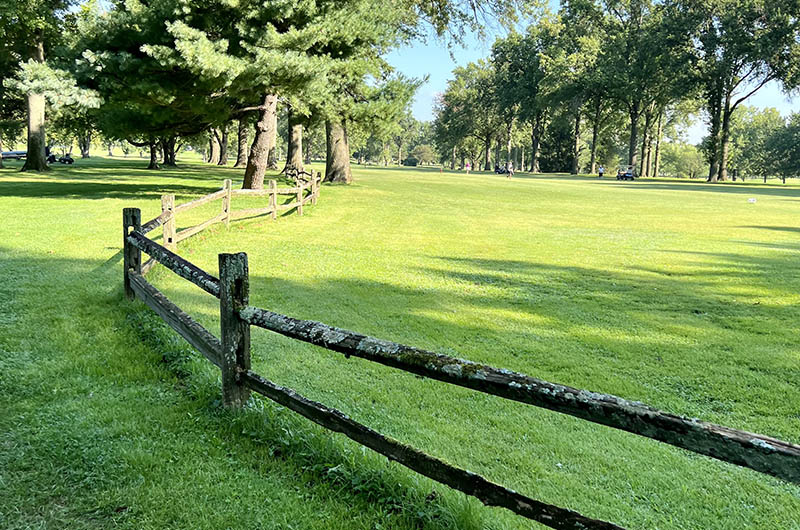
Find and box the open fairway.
[1,157,799,529]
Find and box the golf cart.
[616,166,636,181]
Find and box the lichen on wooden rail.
[127,230,220,298]
[129,272,222,368]
[239,305,800,484]
[242,371,624,530]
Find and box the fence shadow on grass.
[0,245,480,530]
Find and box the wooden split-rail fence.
[121,176,800,530]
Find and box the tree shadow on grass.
[106,238,800,529]
[0,180,222,200]
[605,181,800,197]
[0,248,482,530]
[740,225,800,234]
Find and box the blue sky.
[385,29,800,145]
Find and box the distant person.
[598,165,604,178]
[506,161,514,179]
[465,161,471,174]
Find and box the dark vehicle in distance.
[1,150,27,160]
[47,153,74,164]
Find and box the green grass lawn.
[1,155,799,529]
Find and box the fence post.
[222,179,232,228]
[296,181,304,216]
[162,194,176,251]
[269,179,277,220]
[219,252,251,408]
[123,208,141,300]
[311,171,318,206]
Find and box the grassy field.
[1,155,799,529]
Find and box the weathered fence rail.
[120,177,800,529]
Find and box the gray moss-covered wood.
[239,306,800,484]
[128,272,221,368]
[219,253,251,408]
[127,230,220,297]
[242,371,623,530]
[123,208,142,300]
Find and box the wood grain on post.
[242,371,623,530]
[222,179,232,228]
[123,208,142,300]
[296,182,304,215]
[161,194,177,251]
[311,171,318,205]
[239,305,800,484]
[219,253,251,408]
[269,179,277,220]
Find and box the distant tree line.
[433,0,800,182]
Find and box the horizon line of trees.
[432,0,800,182]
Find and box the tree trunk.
[164,136,177,166]
[505,120,513,166]
[208,131,220,165]
[147,142,160,170]
[21,39,48,172]
[719,93,733,181]
[107,143,113,156]
[520,145,525,173]
[590,98,602,174]
[0,138,4,168]
[654,110,663,178]
[284,109,304,173]
[571,109,581,175]
[325,118,352,183]
[531,118,541,173]
[628,102,640,170]
[243,94,277,189]
[639,110,651,177]
[450,146,455,170]
[267,101,279,170]
[484,136,492,171]
[233,118,249,168]
[216,126,229,166]
[707,80,723,182]
[78,132,91,158]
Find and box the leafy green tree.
[411,144,436,165]
[596,0,693,173]
[434,60,502,171]
[765,113,800,182]
[660,141,706,178]
[685,0,800,181]
[0,0,80,170]
[727,106,784,180]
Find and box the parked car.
[1,150,27,160]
